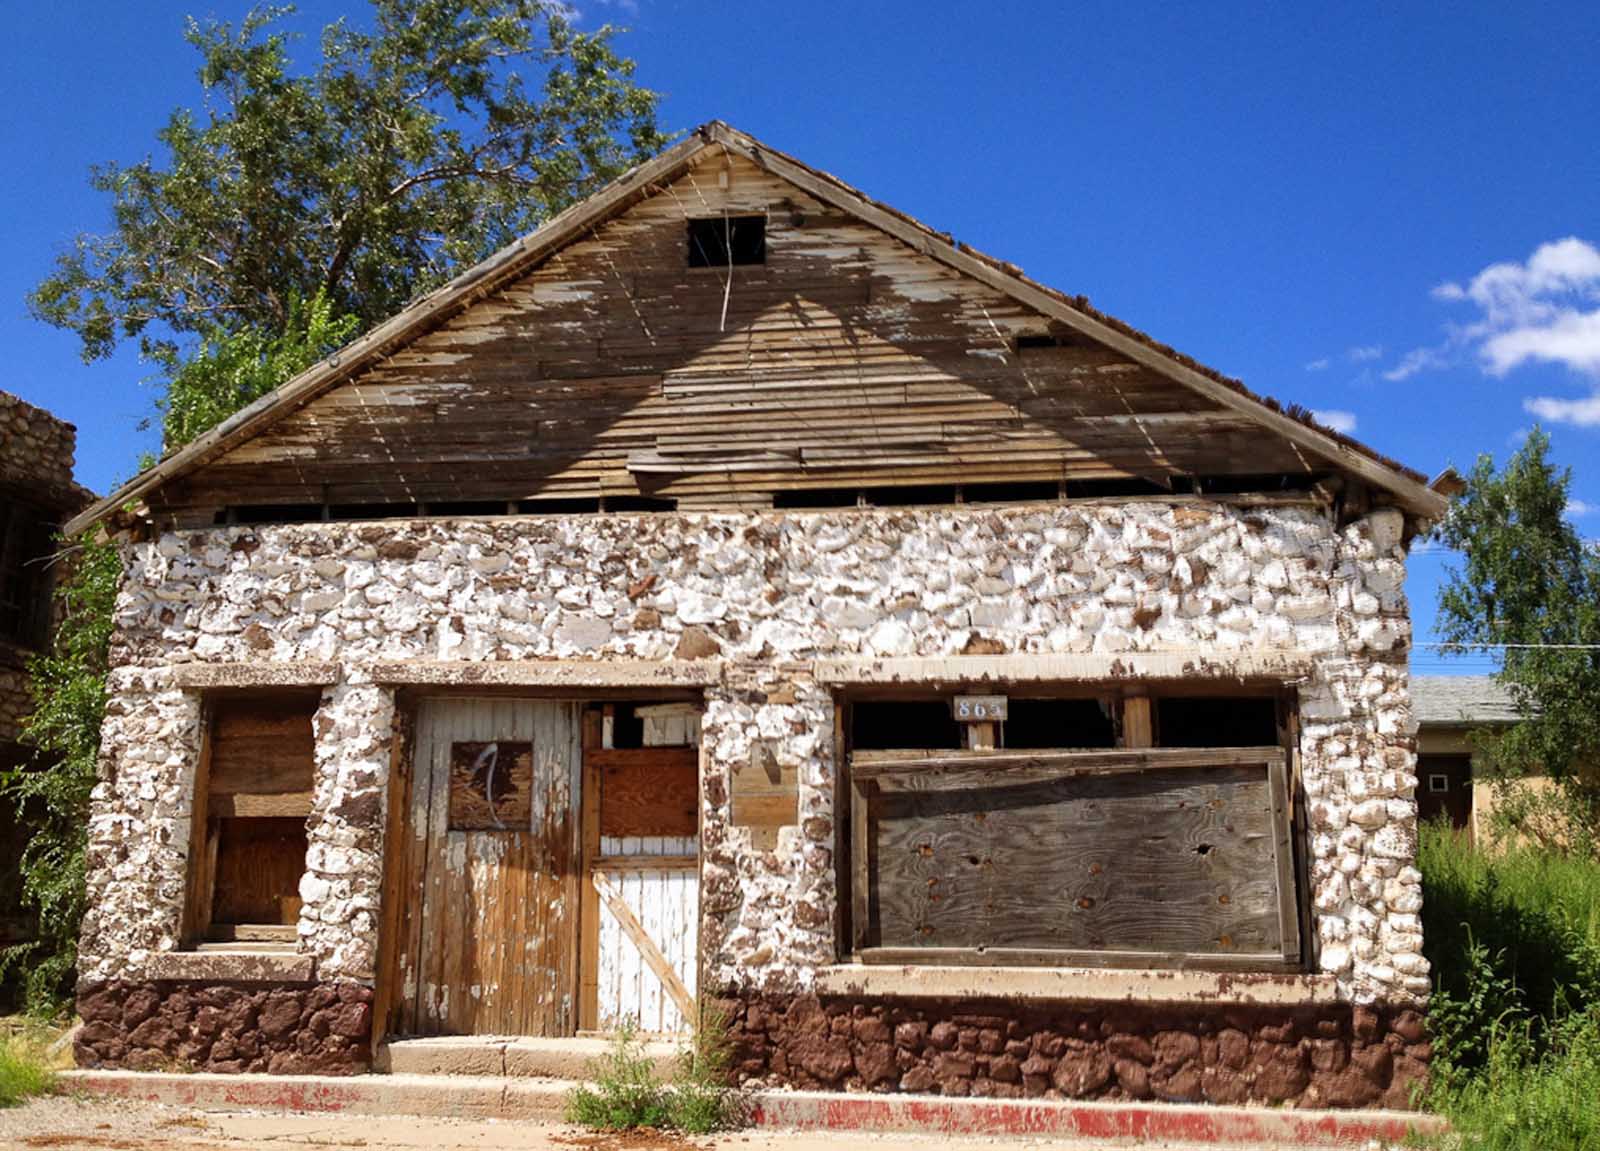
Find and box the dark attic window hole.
[688,216,765,268]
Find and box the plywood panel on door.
[399,698,581,1036]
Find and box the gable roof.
[68,121,1448,535]
[1412,676,1521,727]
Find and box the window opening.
[1156,696,1279,747]
[687,216,765,268]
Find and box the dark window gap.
[327,503,419,520]
[687,216,766,268]
[773,489,860,509]
[518,498,602,515]
[851,701,963,751]
[964,481,1062,504]
[1155,697,1280,747]
[862,485,959,507]
[424,500,513,518]
[1004,698,1117,749]
[603,496,678,513]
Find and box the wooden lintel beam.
[850,745,1287,780]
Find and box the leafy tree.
[154,290,360,451]
[30,0,666,364]
[6,0,665,1014]
[1433,427,1600,850]
[0,537,120,1013]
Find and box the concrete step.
[61,1068,1447,1146]
[374,1035,680,1080]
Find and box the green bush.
[1419,821,1600,1150]
[566,1013,740,1134]
[0,1033,56,1108]
[566,1023,671,1131]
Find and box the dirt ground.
[0,1095,1347,1151]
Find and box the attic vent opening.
[1015,333,1066,350]
[688,216,765,268]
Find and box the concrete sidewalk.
[0,1095,1390,1151]
[52,1069,1443,1148]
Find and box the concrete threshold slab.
[374,1034,680,1079]
[62,1069,1448,1146]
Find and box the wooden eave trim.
[367,659,720,689]
[814,650,1315,687]
[708,124,1446,521]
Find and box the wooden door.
[396,698,581,1036]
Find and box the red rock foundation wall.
[75,980,373,1074]
[717,994,1429,1110]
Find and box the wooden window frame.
[841,691,1305,974]
[183,691,318,947]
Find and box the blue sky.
[3,2,1597,673]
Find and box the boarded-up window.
[187,693,318,939]
[847,738,1300,970]
[449,740,534,830]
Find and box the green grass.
[0,1031,57,1108]
[1417,821,1600,1150]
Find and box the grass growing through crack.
[566,1012,741,1134]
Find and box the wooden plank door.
[398,698,581,1036]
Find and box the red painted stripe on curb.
[65,1071,1447,1146]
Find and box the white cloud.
[1304,358,1330,372]
[1346,345,1383,362]
[1523,392,1600,427]
[1310,409,1358,434]
[1567,498,1595,517]
[1384,346,1449,382]
[1418,237,1600,425]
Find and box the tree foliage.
[154,290,360,452]
[0,538,121,1014]
[30,0,666,364]
[1433,428,1600,846]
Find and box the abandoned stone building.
[69,122,1451,1109]
[0,391,91,961]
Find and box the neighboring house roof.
[1412,676,1521,726]
[66,121,1449,536]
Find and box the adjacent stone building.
[0,391,92,956]
[68,123,1449,1109]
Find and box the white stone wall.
[82,503,1428,1004]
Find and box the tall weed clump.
[566,1012,741,1134]
[1419,820,1600,1150]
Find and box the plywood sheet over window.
[849,747,1299,970]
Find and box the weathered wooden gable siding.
[155,153,1306,519]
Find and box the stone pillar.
[297,681,394,982]
[78,669,203,983]
[700,667,838,994]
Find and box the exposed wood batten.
[815,651,1315,687]
[850,745,1288,780]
